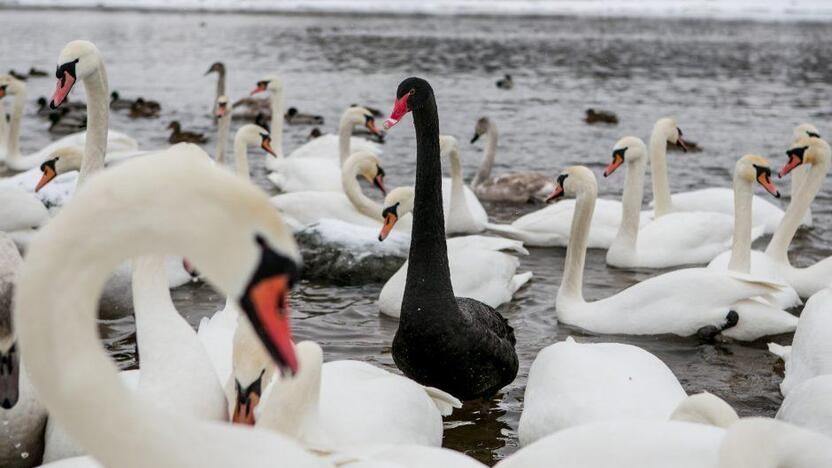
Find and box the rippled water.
[3,10,831,465]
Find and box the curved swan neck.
[259,344,322,441]
[233,134,251,180]
[215,112,231,164]
[728,172,754,272]
[403,97,457,316]
[6,85,26,160]
[560,185,596,303]
[612,155,646,252]
[765,156,830,261]
[78,60,110,185]
[341,162,381,221]
[649,127,673,217]
[790,164,811,220]
[337,112,354,165]
[447,144,475,227]
[473,121,497,187]
[268,88,284,159]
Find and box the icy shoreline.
[1,0,832,22]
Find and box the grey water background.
[3,9,832,464]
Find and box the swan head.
[0,74,25,99]
[545,166,597,203]
[793,123,820,141]
[250,74,283,96]
[342,106,382,137]
[215,95,229,118]
[235,124,276,157]
[603,136,647,177]
[344,151,386,195]
[384,76,433,129]
[737,154,780,198]
[204,61,225,76]
[50,40,101,109]
[230,317,273,425]
[669,392,739,429]
[653,117,688,152]
[470,117,492,144]
[781,136,831,178]
[35,146,84,192]
[378,186,415,241]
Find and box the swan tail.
[510,271,533,294]
[725,270,787,292]
[424,386,462,416]
[767,343,791,361]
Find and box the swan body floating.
[383,77,518,400]
[719,418,832,468]
[518,337,686,446]
[469,117,555,203]
[551,165,794,341]
[776,375,832,439]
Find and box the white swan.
[709,136,832,302]
[0,73,137,173]
[440,135,487,235]
[0,97,8,161]
[518,337,686,446]
[669,392,739,429]
[469,117,555,203]
[605,137,764,268]
[41,256,228,463]
[0,233,47,468]
[719,418,832,468]
[232,339,459,451]
[0,186,49,250]
[15,145,330,468]
[655,119,807,234]
[776,285,832,397]
[552,165,794,340]
[214,95,231,164]
[497,420,724,468]
[776,375,832,439]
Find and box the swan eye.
[807,131,821,138]
[677,127,684,137]
[408,89,415,96]
[55,58,79,81]
[40,158,57,173]
[382,202,400,219]
[556,173,568,188]
[376,166,385,178]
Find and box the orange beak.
[232,389,260,426]
[545,184,564,203]
[50,71,76,109]
[676,135,689,153]
[384,93,410,130]
[250,83,267,96]
[373,174,386,195]
[0,87,5,99]
[261,137,276,157]
[215,104,227,118]
[246,275,298,375]
[35,165,57,192]
[378,213,398,241]
[603,153,624,177]
[757,171,780,198]
[779,153,803,178]
[366,119,382,137]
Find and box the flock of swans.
[0,38,830,468]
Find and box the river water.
[2,9,831,465]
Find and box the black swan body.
[384,77,518,401]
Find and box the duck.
[496,74,513,89]
[469,117,557,203]
[550,165,794,341]
[231,336,461,451]
[213,95,231,164]
[708,136,832,302]
[167,121,207,144]
[776,375,832,439]
[204,61,226,118]
[308,127,322,140]
[109,90,134,110]
[14,145,330,468]
[129,98,161,119]
[382,77,518,400]
[0,233,47,468]
[518,337,687,446]
[48,112,86,135]
[284,107,324,125]
[27,67,47,78]
[232,97,271,122]
[0,74,137,172]
[584,108,618,125]
[650,118,797,233]
[8,70,27,81]
[603,139,767,268]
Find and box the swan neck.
[259,349,322,441]
[473,122,497,187]
[448,146,474,227]
[269,88,284,158]
[613,156,646,251]
[403,98,457,316]
[560,188,596,303]
[727,174,753,272]
[215,70,225,109]
[341,165,381,221]
[338,113,352,165]
[79,65,109,185]
[215,112,231,164]
[233,135,251,180]
[6,87,25,160]
[765,159,829,261]
[649,129,673,217]
[790,165,811,220]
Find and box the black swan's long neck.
[402,97,458,316]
